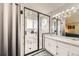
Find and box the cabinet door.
[57,42,70,56]
[45,38,57,55]
[70,46,79,56]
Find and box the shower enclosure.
[24,7,50,55]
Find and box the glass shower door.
[24,9,38,54]
[39,14,49,49]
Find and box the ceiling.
[22,3,79,16]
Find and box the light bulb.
[71,7,75,10]
[71,7,77,13]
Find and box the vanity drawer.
[70,46,79,56]
[56,42,70,56]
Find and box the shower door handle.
[31,31,34,34]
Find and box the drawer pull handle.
[56,52,58,55]
[29,48,31,49]
[56,46,58,48]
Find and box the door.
[70,46,79,56]
[45,38,57,55]
[56,42,70,56]
[39,14,49,49]
[24,9,38,54]
[24,7,50,55]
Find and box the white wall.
[3,3,12,56]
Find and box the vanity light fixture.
[71,7,77,13]
[66,9,71,17]
[73,8,77,13]
[63,11,67,18]
[54,14,58,19]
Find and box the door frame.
[23,7,50,56]
[24,7,39,55]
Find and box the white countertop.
[44,34,79,47]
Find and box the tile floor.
[33,50,52,56]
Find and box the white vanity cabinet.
[44,35,79,56]
[45,37,57,55]
[56,42,70,56]
[45,37,70,56]
[69,46,79,56]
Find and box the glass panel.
[24,9,38,54]
[39,14,49,49]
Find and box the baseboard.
[44,49,54,56]
[26,49,45,56]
